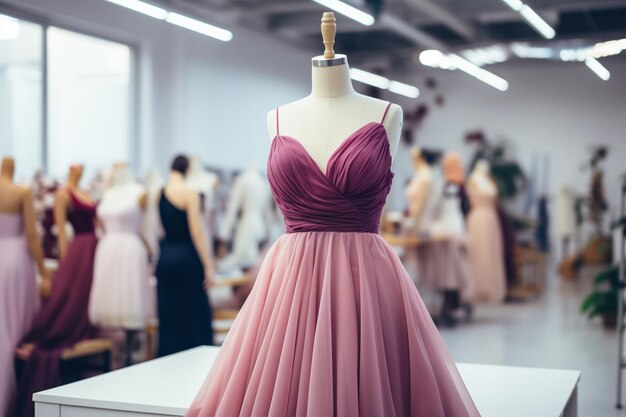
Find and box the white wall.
[387,59,626,244]
[5,0,311,175]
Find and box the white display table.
[34,346,580,417]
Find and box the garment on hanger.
[156,191,213,357]
[187,167,219,246]
[556,186,576,239]
[186,105,480,417]
[218,168,272,271]
[89,184,154,329]
[16,190,97,417]
[467,180,506,303]
[0,214,39,417]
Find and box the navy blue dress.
[156,191,213,356]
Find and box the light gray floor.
[439,266,623,417]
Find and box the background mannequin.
[90,162,154,333]
[0,156,44,417]
[219,165,272,272]
[156,155,214,356]
[405,147,437,234]
[467,160,506,303]
[54,164,93,259]
[556,185,577,259]
[17,163,98,417]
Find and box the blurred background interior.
[1,0,626,416]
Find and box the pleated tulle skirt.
[186,232,480,417]
[89,233,154,329]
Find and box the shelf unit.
[616,175,626,409]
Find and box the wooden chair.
[510,245,546,299]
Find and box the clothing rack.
[616,175,626,409]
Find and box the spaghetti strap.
[276,107,280,135]
[381,102,392,124]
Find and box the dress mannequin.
[17,164,98,417]
[156,155,214,356]
[90,162,153,364]
[0,156,44,417]
[467,160,506,303]
[55,164,95,258]
[187,13,480,417]
[266,16,402,168]
[219,165,272,272]
[405,147,436,233]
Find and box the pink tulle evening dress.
[186,104,481,417]
[0,214,39,417]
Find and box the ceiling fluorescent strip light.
[310,0,375,26]
[501,0,523,12]
[499,0,555,39]
[104,0,232,41]
[585,58,610,81]
[166,12,233,41]
[104,0,168,20]
[350,68,389,89]
[350,68,420,98]
[519,5,555,39]
[448,54,509,91]
[389,81,420,98]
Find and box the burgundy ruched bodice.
[268,104,394,234]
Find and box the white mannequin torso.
[267,59,402,174]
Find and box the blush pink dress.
[186,104,481,417]
[467,181,506,304]
[0,214,39,417]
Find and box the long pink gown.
[186,105,481,417]
[0,214,39,417]
[467,181,506,303]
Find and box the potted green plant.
[581,265,619,329]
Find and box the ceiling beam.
[211,1,323,16]
[379,13,448,50]
[270,9,447,50]
[402,0,476,41]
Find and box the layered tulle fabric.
[0,214,39,417]
[189,108,479,416]
[90,234,152,329]
[187,232,479,417]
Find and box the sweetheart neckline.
[272,121,388,179]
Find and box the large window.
[0,13,134,181]
[47,28,132,179]
[0,14,43,181]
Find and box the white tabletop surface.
[34,346,580,417]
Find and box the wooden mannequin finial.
[321,12,336,59]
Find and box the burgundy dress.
[16,190,98,417]
[186,105,480,417]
